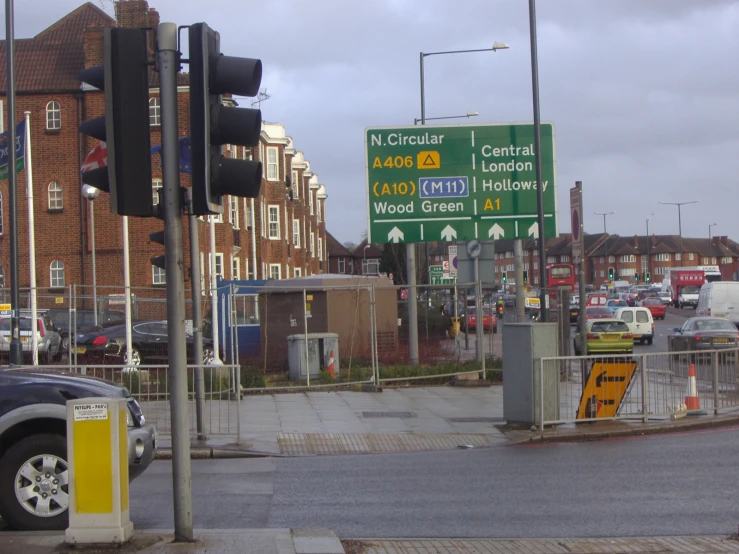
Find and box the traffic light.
[502,274,507,283]
[645,272,651,282]
[634,272,640,281]
[608,267,614,280]
[149,230,166,270]
[189,22,263,215]
[79,28,155,217]
[523,270,528,282]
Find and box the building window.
[230,196,239,228]
[599,270,604,278]
[620,268,635,277]
[152,178,162,206]
[266,147,279,181]
[533,262,538,270]
[149,98,161,126]
[294,268,302,277]
[232,256,241,280]
[711,257,717,264]
[546,256,556,264]
[599,257,605,264]
[260,199,266,238]
[45,101,61,130]
[310,231,315,255]
[363,259,379,275]
[0,192,3,234]
[245,201,253,228]
[655,253,671,262]
[722,257,733,264]
[338,258,346,273]
[268,205,280,239]
[291,170,299,198]
[675,253,681,261]
[269,264,281,280]
[619,255,636,263]
[608,255,615,263]
[47,181,63,210]
[560,255,570,262]
[317,200,322,222]
[245,258,250,280]
[50,260,65,288]
[152,266,166,285]
[318,238,323,261]
[689,253,695,261]
[309,190,314,215]
[293,219,300,247]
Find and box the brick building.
[0,1,328,305]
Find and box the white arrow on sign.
[440,225,457,241]
[528,222,539,239]
[488,223,505,239]
[388,226,404,243]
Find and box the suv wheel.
[0,434,69,530]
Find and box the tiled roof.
[0,3,114,93]
[326,231,353,257]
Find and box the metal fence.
[539,348,739,427]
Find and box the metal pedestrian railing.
[538,348,739,427]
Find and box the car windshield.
[682,286,700,294]
[591,321,629,333]
[0,318,40,331]
[695,319,737,331]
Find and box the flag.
[0,119,26,180]
[81,141,108,174]
[150,137,192,174]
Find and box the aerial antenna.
[251,89,271,109]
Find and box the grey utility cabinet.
[287,333,339,380]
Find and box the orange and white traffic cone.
[327,350,335,378]
[685,363,700,411]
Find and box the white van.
[696,282,739,327]
[614,307,654,345]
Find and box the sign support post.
[406,243,419,366]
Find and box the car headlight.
[126,398,146,427]
[126,408,134,427]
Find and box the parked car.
[614,306,655,345]
[573,318,634,356]
[0,315,62,364]
[47,308,125,353]
[460,306,497,333]
[639,297,666,320]
[73,320,216,365]
[667,317,739,357]
[0,369,156,530]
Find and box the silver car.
[0,315,62,364]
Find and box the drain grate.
[362,411,414,418]
[447,417,505,423]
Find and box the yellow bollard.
[65,397,133,544]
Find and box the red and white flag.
[81,141,107,173]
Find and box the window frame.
[47,181,63,211]
[268,205,280,240]
[149,97,161,126]
[50,260,65,288]
[293,218,301,248]
[266,146,279,181]
[45,101,61,130]
[269,263,281,280]
[152,178,163,206]
[152,265,166,286]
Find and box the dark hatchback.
[73,320,215,366]
[47,309,125,353]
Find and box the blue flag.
[150,136,192,174]
[0,119,26,180]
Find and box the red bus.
[547,263,575,290]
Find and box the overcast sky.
[7,0,738,245]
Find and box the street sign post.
[570,183,583,263]
[365,123,557,243]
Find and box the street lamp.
[81,184,100,326]
[363,244,370,275]
[420,43,508,125]
[645,213,654,279]
[595,211,615,282]
[709,222,718,241]
[414,111,478,125]
[659,200,699,261]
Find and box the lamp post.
[413,111,478,125]
[709,222,718,241]
[363,244,370,275]
[82,184,100,326]
[659,200,699,261]
[645,213,654,280]
[418,42,508,365]
[594,211,615,282]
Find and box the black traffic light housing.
[608,267,615,280]
[150,230,166,270]
[523,270,528,282]
[502,274,507,283]
[79,28,154,217]
[646,272,651,282]
[189,22,263,215]
[634,272,640,281]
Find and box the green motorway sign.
[365,123,557,244]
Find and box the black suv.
[0,369,156,530]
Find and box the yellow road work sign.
[417,151,440,169]
[577,359,637,419]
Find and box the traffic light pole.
[158,22,193,542]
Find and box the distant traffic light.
[523,270,528,282]
[150,230,166,271]
[634,272,640,281]
[79,28,154,217]
[645,272,651,282]
[608,267,615,280]
[502,274,507,283]
[189,22,263,215]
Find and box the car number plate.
[713,338,729,343]
[20,337,27,342]
[602,334,618,340]
[74,347,86,354]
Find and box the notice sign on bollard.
[65,397,133,545]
